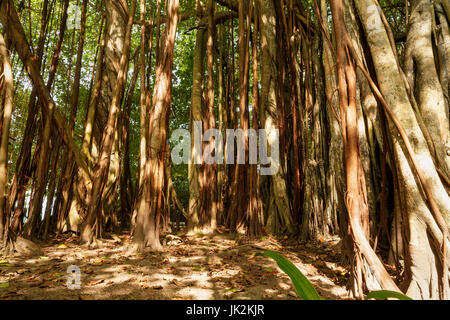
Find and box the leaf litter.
[0,233,350,300]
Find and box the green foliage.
[0,282,9,288]
[365,290,413,300]
[255,250,323,300]
[257,250,413,300]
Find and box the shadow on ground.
[0,232,351,300]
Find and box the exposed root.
[1,235,42,257]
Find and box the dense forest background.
[0,0,449,300]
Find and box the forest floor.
[0,231,351,300]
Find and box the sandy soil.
[0,232,351,300]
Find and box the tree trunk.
[0,31,14,242]
[260,0,294,236]
[133,0,180,252]
[354,0,450,299]
[331,0,401,298]
[80,0,137,246]
[187,3,206,234]
[0,0,91,181]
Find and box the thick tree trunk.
[226,0,263,238]
[302,20,331,240]
[247,0,263,238]
[404,0,450,176]
[355,0,450,299]
[80,0,137,246]
[260,0,294,236]
[187,26,205,234]
[0,32,14,242]
[188,0,219,235]
[319,0,345,242]
[331,0,401,298]
[133,0,180,252]
[196,0,218,235]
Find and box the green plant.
[256,250,413,300]
[255,250,323,300]
[364,290,412,300]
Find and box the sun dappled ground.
[0,232,351,300]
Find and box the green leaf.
[0,282,9,288]
[192,266,205,271]
[0,260,10,266]
[256,250,323,300]
[365,290,413,300]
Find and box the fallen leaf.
[0,282,9,288]
[39,282,53,288]
[191,266,205,271]
[109,233,121,242]
[87,279,104,286]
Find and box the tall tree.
[133,0,180,251]
[260,0,294,236]
[0,32,14,243]
[80,0,137,246]
[354,0,450,299]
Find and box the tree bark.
[80,0,137,246]
[133,0,180,251]
[260,0,294,236]
[354,0,450,299]
[0,31,14,242]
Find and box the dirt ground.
[0,232,351,300]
